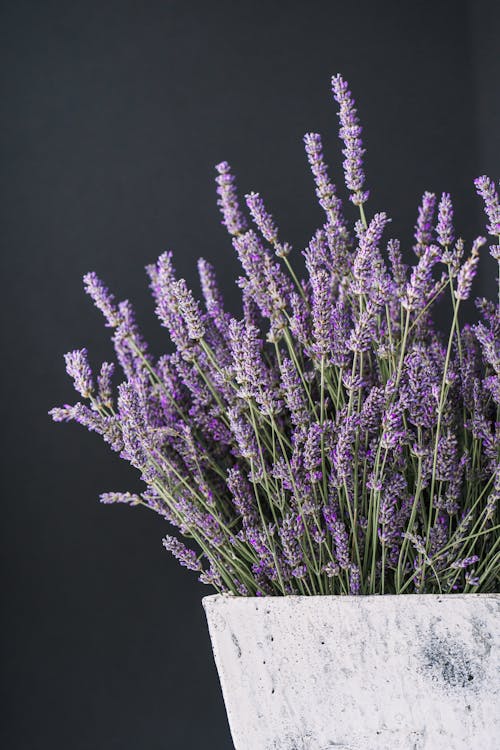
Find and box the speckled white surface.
[203,594,499,750]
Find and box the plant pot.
[203,593,499,750]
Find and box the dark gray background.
[1,1,498,747]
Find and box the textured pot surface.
[203,594,499,750]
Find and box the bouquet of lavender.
[51,75,499,597]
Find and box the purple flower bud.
[163,535,203,571]
[97,362,115,408]
[303,132,344,227]
[233,230,291,331]
[450,555,480,570]
[100,491,141,506]
[279,512,304,569]
[455,237,486,301]
[303,423,324,483]
[465,571,480,587]
[49,404,75,422]
[474,175,500,236]
[113,300,151,377]
[441,238,465,276]
[388,238,408,293]
[64,348,94,398]
[347,306,377,353]
[245,191,278,244]
[436,192,454,247]
[280,357,308,427]
[414,191,436,256]
[310,267,334,358]
[349,564,361,595]
[322,561,340,577]
[215,161,248,236]
[83,272,121,327]
[402,245,440,311]
[331,74,368,205]
[173,279,206,341]
[198,258,227,330]
[323,505,350,569]
[351,212,389,297]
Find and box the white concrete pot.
[203,594,499,750]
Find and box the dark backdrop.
[1,1,498,748]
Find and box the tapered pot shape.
[203,593,499,750]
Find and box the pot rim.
[203,591,500,605]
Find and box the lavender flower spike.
[100,491,142,506]
[303,132,343,226]
[198,258,227,330]
[331,74,368,206]
[163,535,203,572]
[436,192,454,247]
[474,175,500,236]
[215,161,248,236]
[455,236,486,301]
[245,192,291,257]
[414,191,436,256]
[83,272,121,328]
[97,361,115,408]
[64,348,94,398]
[173,279,206,341]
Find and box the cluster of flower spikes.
[51,75,500,597]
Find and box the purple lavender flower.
[474,175,500,236]
[198,258,228,331]
[402,245,440,311]
[323,505,350,569]
[227,407,259,461]
[100,491,141,506]
[303,423,324,483]
[330,297,351,368]
[310,267,334,358]
[227,467,259,528]
[215,161,248,236]
[83,272,121,327]
[414,191,436,256]
[163,535,203,571]
[245,192,291,257]
[465,571,480,587]
[279,512,304,569]
[380,405,407,450]
[388,238,408,294]
[303,132,344,228]
[436,192,454,247]
[64,348,94,398]
[347,306,377,353]
[349,564,361,595]
[49,404,76,422]
[455,237,486,301]
[229,319,275,409]
[173,279,206,341]
[280,358,308,427]
[97,362,115,408]
[233,230,291,335]
[450,555,480,570]
[331,74,368,206]
[351,212,389,298]
[50,401,124,452]
[330,413,359,487]
[113,299,151,377]
[441,238,465,276]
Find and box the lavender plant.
[51,75,499,596]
